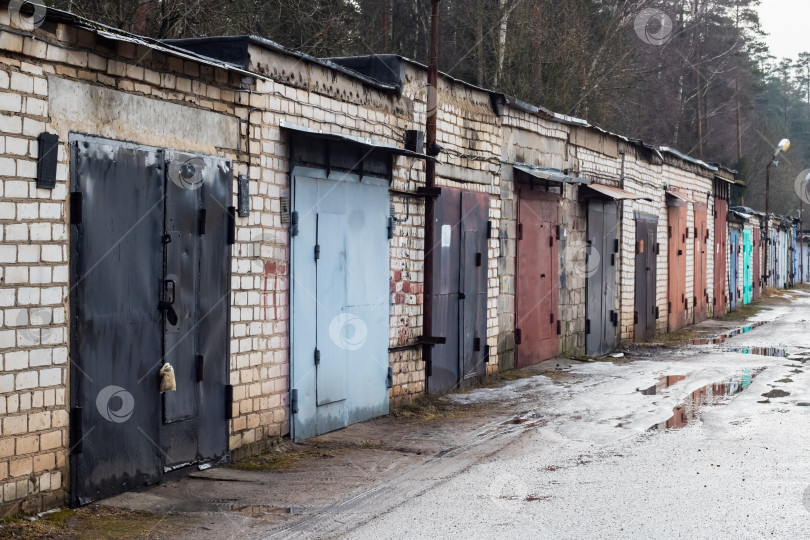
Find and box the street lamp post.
[764,138,791,289]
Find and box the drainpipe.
[423,0,440,384]
[764,161,771,288]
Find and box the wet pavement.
[21,288,810,539]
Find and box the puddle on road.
[723,347,787,357]
[638,375,686,396]
[641,369,760,430]
[690,322,767,346]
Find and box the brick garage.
[0,1,753,517]
[0,8,438,513]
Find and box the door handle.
[159,279,178,325]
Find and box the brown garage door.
[667,200,688,332]
[694,203,708,323]
[516,189,559,367]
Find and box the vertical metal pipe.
[381,0,389,53]
[423,0,440,384]
[764,161,771,287]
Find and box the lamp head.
[774,138,791,157]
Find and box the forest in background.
[46,0,810,215]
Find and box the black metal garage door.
[69,136,232,505]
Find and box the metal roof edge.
[15,6,267,82]
[512,162,591,185]
[280,121,428,159]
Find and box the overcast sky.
[757,0,810,61]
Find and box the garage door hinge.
[314,348,321,365]
[668,302,672,314]
[518,223,523,240]
[314,244,320,260]
[473,337,481,351]
[196,354,204,382]
[386,367,393,389]
[225,385,234,419]
[291,389,299,414]
[610,311,617,327]
[556,320,561,335]
[387,217,394,240]
[198,208,207,235]
[487,220,493,239]
[291,211,299,237]
[515,328,522,344]
[614,239,619,253]
[655,306,660,319]
[585,319,591,334]
[70,192,82,225]
[634,311,639,324]
[475,253,482,267]
[226,207,236,245]
[70,407,83,455]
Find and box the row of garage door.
[70,132,762,506]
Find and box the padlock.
[160,363,176,392]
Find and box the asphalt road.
[87,288,810,540]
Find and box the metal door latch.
[159,279,178,325]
